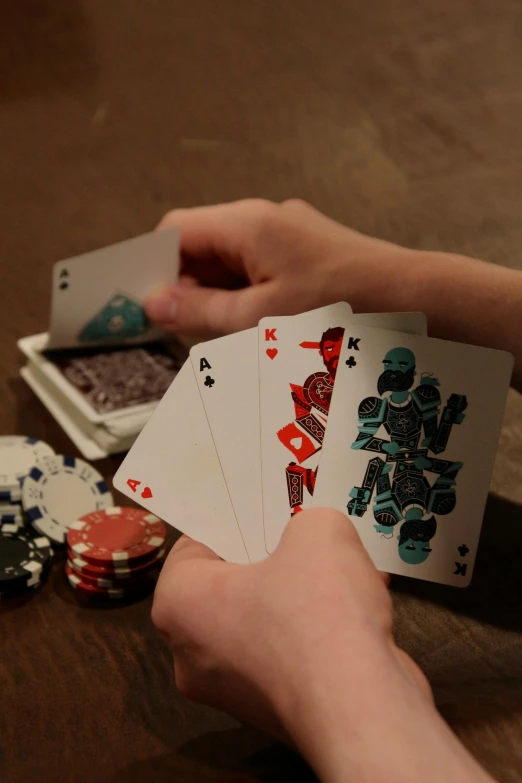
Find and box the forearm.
[348,249,522,391]
[281,637,494,783]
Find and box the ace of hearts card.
[313,325,513,587]
[113,360,249,564]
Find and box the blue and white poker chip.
[22,455,114,545]
[0,436,55,502]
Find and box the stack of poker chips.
[0,436,56,534]
[21,453,114,545]
[0,436,167,603]
[0,436,56,598]
[0,530,53,600]
[66,507,167,601]
[0,436,118,601]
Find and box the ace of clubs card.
[313,325,513,586]
[190,329,266,562]
[47,229,179,350]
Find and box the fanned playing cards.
[114,301,512,587]
[17,226,514,585]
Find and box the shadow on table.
[393,492,522,634]
[110,727,316,783]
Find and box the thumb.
[145,281,280,337]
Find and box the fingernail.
[146,294,178,324]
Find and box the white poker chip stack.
[0,436,55,533]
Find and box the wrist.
[277,633,492,783]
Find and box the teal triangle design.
[78,293,150,343]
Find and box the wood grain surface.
[1,1,522,781]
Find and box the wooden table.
[2,1,522,780]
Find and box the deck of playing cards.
[19,230,186,459]
[113,302,513,587]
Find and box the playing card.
[20,365,110,461]
[20,350,165,460]
[47,229,179,350]
[313,325,513,587]
[113,361,249,564]
[258,303,351,553]
[190,329,266,562]
[259,308,428,553]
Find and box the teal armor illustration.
[78,293,150,343]
[348,348,467,565]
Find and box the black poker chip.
[0,531,53,592]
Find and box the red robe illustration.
[277,326,344,514]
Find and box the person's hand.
[152,507,440,781]
[145,199,420,337]
[145,198,522,394]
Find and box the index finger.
[156,199,275,272]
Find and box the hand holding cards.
[114,301,513,587]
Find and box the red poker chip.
[67,507,167,567]
[66,560,160,591]
[65,563,154,600]
[66,546,166,578]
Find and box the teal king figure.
[348,347,467,565]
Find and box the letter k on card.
[265,327,278,358]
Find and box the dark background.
[1,2,522,781]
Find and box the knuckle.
[239,198,280,232]
[281,198,313,213]
[156,209,178,230]
[239,197,277,214]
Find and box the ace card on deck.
[113,361,249,564]
[313,325,513,587]
[47,230,179,350]
[259,307,428,553]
